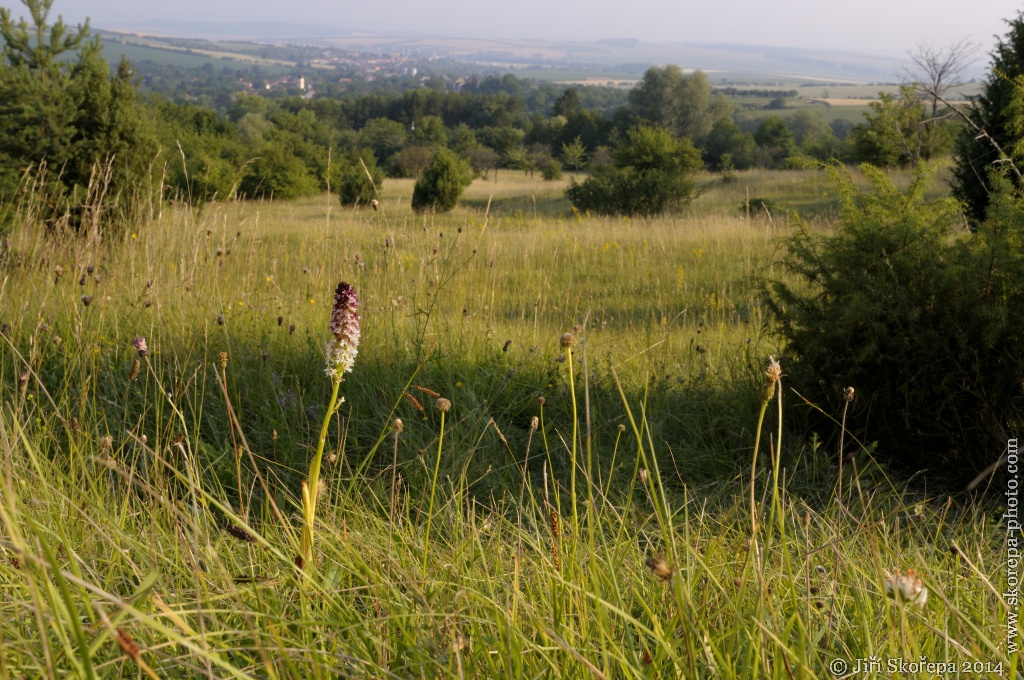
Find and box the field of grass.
[0,168,1013,677]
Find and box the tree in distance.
[337,150,383,206]
[564,125,702,217]
[411,148,472,214]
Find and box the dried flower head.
[538,396,546,406]
[218,352,228,371]
[132,337,147,357]
[326,282,360,380]
[884,568,928,607]
[53,265,63,283]
[530,416,539,430]
[371,199,380,211]
[129,359,141,382]
[843,386,855,402]
[618,423,626,433]
[646,553,674,581]
[436,397,451,413]
[100,435,113,451]
[560,332,577,349]
[81,295,93,307]
[394,418,404,433]
[765,356,782,385]
[639,468,648,485]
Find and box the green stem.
[566,346,578,534]
[300,376,342,569]
[423,409,446,571]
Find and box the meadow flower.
[884,568,928,607]
[326,282,360,379]
[132,337,147,357]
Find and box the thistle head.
[132,337,148,358]
[326,282,360,380]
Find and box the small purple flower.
[326,282,360,380]
[132,337,148,357]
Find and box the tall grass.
[0,169,1013,677]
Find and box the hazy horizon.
[52,0,1017,58]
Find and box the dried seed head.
[18,369,28,386]
[530,416,539,430]
[537,396,546,406]
[404,392,424,412]
[272,429,278,441]
[115,628,140,662]
[618,423,626,433]
[217,314,225,326]
[129,359,141,382]
[144,299,152,308]
[53,265,63,283]
[394,418,404,433]
[289,324,296,335]
[218,352,228,371]
[132,337,147,357]
[436,397,451,413]
[86,264,95,274]
[277,315,284,326]
[81,295,92,307]
[843,386,855,402]
[100,435,113,451]
[414,385,441,398]
[559,332,577,349]
[639,468,648,485]
[371,199,380,211]
[646,553,673,581]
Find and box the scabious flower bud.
[326,282,360,380]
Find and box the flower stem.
[300,376,342,569]
[423,409,447,571]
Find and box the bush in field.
[337,151,382,206]
[0,1,157,232]
[763,164,1024,485]
[411,148,472,214]
[540,158,563,180]
[565,125,701,217]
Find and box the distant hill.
[90,20,930,84]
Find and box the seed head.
[326,282,360,380]
[81,295,92,307]
[559,332,577,349]
[129,359,141,381]
[436,397,451,413]
[618,423,626,433]
[646,553,673,581]
[53,265,63,283]
[843,386,855,402]
[884,569,928,607]
[394,418,404,433]
[530,416,539,430]
[218,352,228,371]
[100,435,113,451]
[132,337,147,357]
[538,396,546,406]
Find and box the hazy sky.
[53,0,1017,57]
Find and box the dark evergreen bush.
[411,149,472,214]
[764,165,1024,485]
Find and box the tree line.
[0,0,1020,225]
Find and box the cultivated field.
[0,168,1011,677]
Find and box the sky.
[53,0,1017,57]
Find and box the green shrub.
[411,148,472,214]
[565,125,701,217]
[338,150,383,206]
[763,164,1024,485]
[540,158,563,181]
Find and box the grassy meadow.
[0,167,1013,678]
